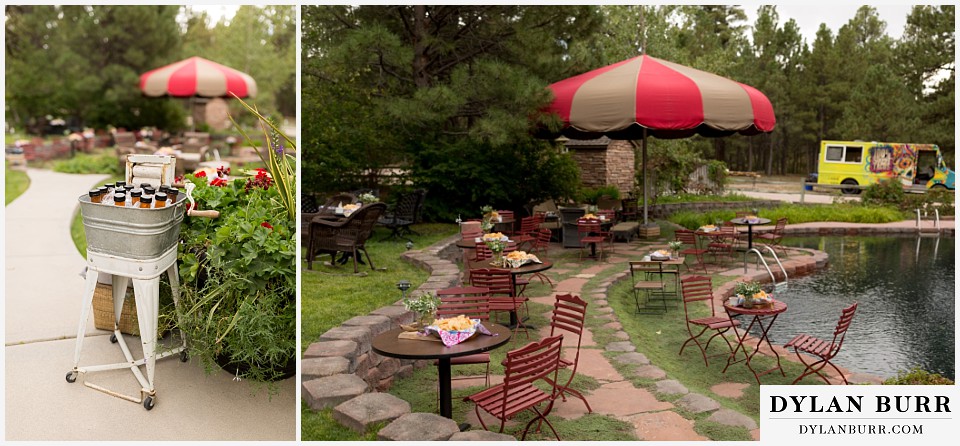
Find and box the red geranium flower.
[210,177,227,187]
[261,222,274,230]
[194,170,207,178]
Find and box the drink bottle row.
[87,181,180,208]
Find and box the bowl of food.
[650,249,671,260]
[506,250,528,268]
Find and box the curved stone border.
[302,234,469,439]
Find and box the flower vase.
[492,250,504,267]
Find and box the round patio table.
[371,324,512,419]
[729,217,771,251]
[721,299,787,385]
[465,260,553,328]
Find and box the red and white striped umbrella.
[139,56,257,98]
[547,55,775,140]
[546,55,776,225]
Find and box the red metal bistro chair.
[784,302,858,384]
[543,294,592,413]
[758,217,788,257]
[675,229,708,274]
[464,334,564,440]
[577,218,606,261]
[679,275,739,367]
[470,268,529,339]
[433,286,493,407]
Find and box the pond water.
[759,235,955,381]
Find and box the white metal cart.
[67,155,215,410]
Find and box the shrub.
[882,367,954,385]
[53,152,120,175]
[862,179,906,207]
[176,175,296,387]
[579,184,620,204]
[668,203,907,229]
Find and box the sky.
[741,2,913,44]
[188,3,915,43]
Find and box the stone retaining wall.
[302,234,477,439]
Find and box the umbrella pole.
[642,128,648,226]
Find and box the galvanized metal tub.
[78,194,187,260]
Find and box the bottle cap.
[88,189,100,198]
[140,195,153,204]
[144,186,156,195]
[115,181,126,188]
[155,192,168,202]
[140,183,152,189]
[131,188,143,197]
[113,193,126,203]
[98,186,109,195]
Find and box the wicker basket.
[92,283,139,335]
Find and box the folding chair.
[629,261,668,313]
[434,286,493,406]
[544,294,592,412]
[678,275,739,367]
[784,302,858,384]
[675,229,708,274]
[577,218,606,261]
[464,334,564,440]
[470,268,528,339]
[758,217,788,257]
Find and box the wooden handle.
[187,209,220,219]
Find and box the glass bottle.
[88,189,102,203]
[166,186,179,203]
[130,188,143,206]
[154,192,168,208]
[139,195,153,209]
[113,192,126,207]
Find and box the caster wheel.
[143,396,155,411]
[110,334,118,344]
[65,371,78,383]
[180,351,189,363]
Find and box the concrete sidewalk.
[4,168,295,440]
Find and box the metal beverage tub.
[78,194,187,260]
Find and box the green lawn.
[5,162,30,205]
[302,220,827,440]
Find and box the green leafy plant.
[402,291,440,325]
[579,185,620,204]
[176,175,296,387]
[175,98,298,388]
[53,151,120,175]
[733,281,762,297]
[882,367,954,385]
[229,94,296,221]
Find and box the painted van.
[816,140,955,194]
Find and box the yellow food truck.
[816,140,955,194]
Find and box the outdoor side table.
[372,324,512,419]
[729,217,771,251]
[721,299,788,385]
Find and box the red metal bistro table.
[722,299,788,384]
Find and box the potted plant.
[732,281,770,309]
[175,97,296,387]
[668,240,683,258]
[401,291,441,331]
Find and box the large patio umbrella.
[139,56,256,98]
[546,55,776,225]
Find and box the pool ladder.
[744,246,788,294]
[916,208,942,235]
